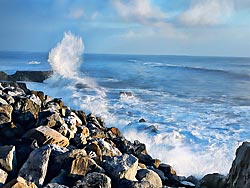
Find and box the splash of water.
[48,31,84,78]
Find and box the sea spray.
[48,32,84,78]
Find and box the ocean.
[0,33,250,178]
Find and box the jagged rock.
[6,71,53,83]
[37,111,64,127]
[187,175,200,187]
[0,104,13,125]
[0,97,8,105]
[50,170,75,187]
[136,169,162,188]
[69,156,104,178]
[73,110,87,126]
[43,183,69,188]
[73,172,111,188]
[43,97,63,112]
[228,142,250,188]
[23,126,69,147]
[0,145,16,172]
[102,154,138,183]
[0,168,8,186]
[97,138,122,157]
[63,111,82,127]
[200,173,226,188]
[18,145,52,187]
[4,177,38,188]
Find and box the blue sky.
[0,0,249,57]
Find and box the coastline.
[0,80,248,188]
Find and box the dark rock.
[118,178,152,188]
[72,110,87,126]
[136,169,162,188]
[228,141,250,188]
[8,71,53,83]
[49,169,75,187]
[73,172,111,188]
[187,175,200,187]
[18,145,52,187]
[200,173,226,188]
[139,118,146,123]
[0,145,16,172]
[101,154,138,183]
[23,126,69,147]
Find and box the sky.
[0,0,249,57]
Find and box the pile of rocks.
[0,81,248,188]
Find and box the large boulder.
[136,169,162,188]
[102,154,138,183]
[227,142,250,188]
[18,145,52,187]
[200,173,226,188]
[23,126,69,147]
[0,145,16,172]
[4,177,37,188]
[73,172,111,188]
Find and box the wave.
[27,61,41,65]
[145,62,250,80]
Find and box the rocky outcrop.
[227,142,250,188]
[0,81,246,188]
[0,71,53,83]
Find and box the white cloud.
[179,0,234,26]
[111,0,167,23]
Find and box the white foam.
[27,61,41,65]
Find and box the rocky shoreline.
[0,81,248,188]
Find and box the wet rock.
[37,111,64,128]
[18,145,52,187]
[187,175,200,187]
[4,177,38,188]
[136,169,162,188]
[0,104,13,125]
[228,141,250,188]
[7,71,53,83]
[97,138,122,157]
[0,168,8,186]
[63,111,82,127]
[139,118,146,123]
[200,173,226,188]
[87,113,105,130]
[23,126,69,147]
[102,154,138,183]
[73,172,111,188]
[0,145,16,172]
[73,110,87,126]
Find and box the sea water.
[0,32,250,177]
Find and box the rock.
[200,173,226,188]
[0,145,16,172]
[73,110,87,126]
[0,168,8,186]
[37,111,64,127]
[187,175,200,187]
[8,71,53,83]
[50,169,75,187]
[43,183,69,188]
[73,172,111,188]
[136,169,162,188]
[102,154,138,183]
[228,142,250,188]
[23,126,69,147]
[97,139,122,157]
[69,156,104,178]
[0,97,8,105]
[3,177,38,188]
[0,104,13,125]
[118,179,151,188]
[18,145,52,187]
[139,118,146,123]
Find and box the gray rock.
[44,183,69,188]
[18,145,52,187]
[136,169,162,188]
[0,145,16,172]
[73,172,111,188]
[200,173,226,188]
[23,126,69,147]
[0,104,13,125]
[102,154,138,183]
[0,168,8,185]
[228,142,250,188]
